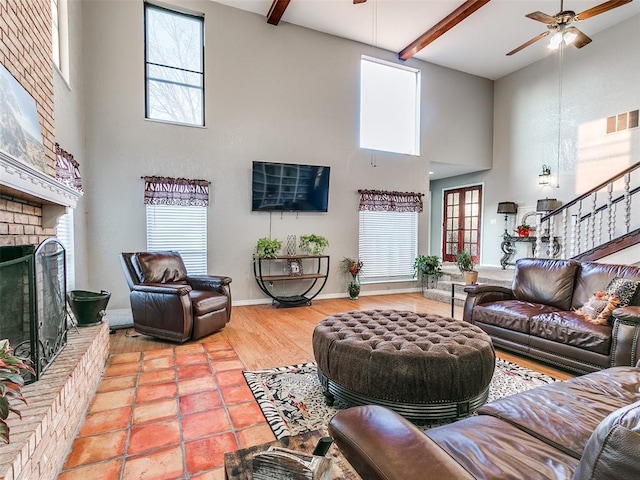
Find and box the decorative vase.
[348,276,361,300]
[464,271,479,285]
[286,235,297,256]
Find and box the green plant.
[0,339,33,444]
[414,255,443,279]
[340,257,363,279]
[254,237,283,259]
[299,234,329,255]
[455,251,476,273]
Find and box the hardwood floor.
[109,293,574,381]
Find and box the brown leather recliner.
[120,251,232,343]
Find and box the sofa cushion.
[189,290,228,316]
[512,259,579,311]
[478,366,640,459]
[134,251,188,284]
[529,311,611,355]
[472,300,561,334]
[572,262,640,310]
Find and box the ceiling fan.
[506,0,633,56]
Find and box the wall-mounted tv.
[252,161,330,212]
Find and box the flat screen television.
[252,161,330,212]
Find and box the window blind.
[56,208,75,290]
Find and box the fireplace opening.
[0,239,68,382]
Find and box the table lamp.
[497,202,518,235]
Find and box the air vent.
[606,109,639,134]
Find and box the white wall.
[430,14,640,267]
[73,0,493,308]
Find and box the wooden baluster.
[535,213,542,258]
[576,200,582,255]
[590,192,597,250]
[562,209,568,258]
[607,182,614,241]
[624,173,631,233]
[598,209,603,247]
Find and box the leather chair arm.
[613,306,640,324]
[464,284,514,296]
[463,285,515,323]
[186,275,232,290]
[131,283,192,296]
[328,405,473,480]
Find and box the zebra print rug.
[243,358,557,439]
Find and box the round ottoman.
[312,309,495,420]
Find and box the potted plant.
[0,339,33,444]
[414,255,443,292]
[299,234,329,255]
[455,250,478,285]
[515,223,531,237]
[254,237,283,259]
[340,257,363,299]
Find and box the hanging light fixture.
[548,25,577,50]
[538,165,551,185]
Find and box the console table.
[253,255,329,307]
[500,235,560,269]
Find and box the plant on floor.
[414,255,443,291]
[0,339,33,444]
[255,237,283,259]
[299,234,329,255]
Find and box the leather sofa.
[463,258,640,374]
[120,251,232,343]
[328,365,640,480]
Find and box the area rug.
[243,359,558,439]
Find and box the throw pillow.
[605,277,640,307]
[575,291,620,325]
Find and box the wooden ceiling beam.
[399,0,491,61]
[267,0,291,26]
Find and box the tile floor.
[57,339,276,480]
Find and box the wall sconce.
[539,165,551,185]
[497,202,518,235]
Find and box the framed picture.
[287,258,303,276]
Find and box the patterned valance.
[143,176,209,207]
[55,144,83,193]
[358,189,423,213]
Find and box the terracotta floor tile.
[174,343,206,355]
[142,356,175,372]
[221,385,255,405]
[227,402,266,429]
[58,458,123,480]
[89,389,135,414]
[109,352,142,365]
[176,352,209,366]
[178,376,217,396]
[236,423,276,449]
[184,433,237,473]
[142,347,175,360]
[177,363,212,380]
[210,359,244,372]
[190,467,225,480]
[182,409,231,441]
[207,349,238,361]
[135,382,178,404]
[63,430,127,468]
[180,390,223,416]
[139,368,176,386]
[103,362,140,378]
[123,445,184,480]
[133,398,179,425]
[216,369,246,388]
[128,419,181,455]
[79,406,131,436]
[96,375,137,393]
[202,340,234,352]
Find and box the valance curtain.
[143,176,209,207]
[55,143,83,192]
[358,189,423,213]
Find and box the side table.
[224,429,361,480]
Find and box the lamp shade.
[497,202,518,214]
[537,198,561,212]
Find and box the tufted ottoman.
[312,309,495,420]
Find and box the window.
[56,208,75,290]
[51,0,69,80]
[360,56,420,155]
[358,210,418,282]
[146,204,207,274]
[144,4,204,126]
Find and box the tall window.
[51,0,69,80]
[144,4,204,126]
[358,190,422,283]
[144,176,209,275]
[360,56,420,156]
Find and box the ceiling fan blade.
[353,0,367,4]
[576,0,632,20]
[566,26,593,48]
[525,11,557,24]
[506,31,550,56]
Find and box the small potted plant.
[254,237,283,259]
[414,255,443,292]
[299,234,329,255]
[0,339,33,444]
[515,223,531,237]
[340,257,363,299]
[455,250,478,285]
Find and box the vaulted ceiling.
[214,0,639,80]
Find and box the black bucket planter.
[67,290,111,326]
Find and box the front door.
[442,186,482,263]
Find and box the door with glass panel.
[442,186,482,263]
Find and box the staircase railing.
[536,162,640,259]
